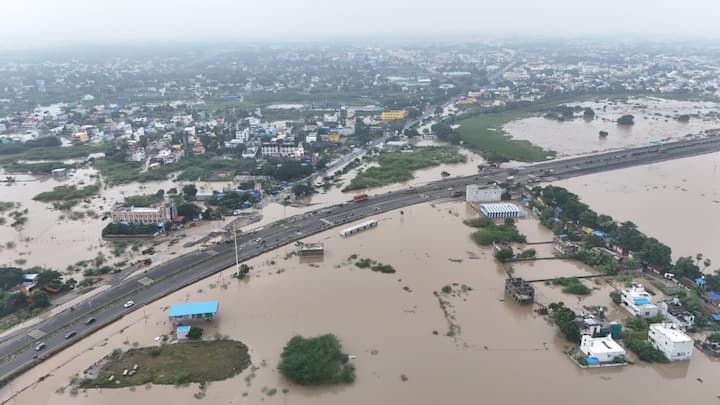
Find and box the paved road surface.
[1,135,720,385]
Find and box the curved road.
[1,135,720,385]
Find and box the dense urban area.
[1,39,720,404]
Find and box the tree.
[182,184,198,200]
[176,202,201,219]
[64,277,77,290]
[696,253,703,266]
[579,210,598,228]
[703,258,712,271]
[291,182,314,197]
[187,326,204,340]
[638,238,672,269]
[583,234,605,249]
[496,247,514,262]
[278,334,355,386]
[617,115,635,125]
[613,221,645,252]
[674,256,701,280]
[36,270,62,289]
[0,267,24,291]
[30,290,50,308]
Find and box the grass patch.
[466,216,526,246]
[0,202,15,212]
[124,194,162,207]
[33,184,100,202]
[80,340,251,388]
[344,146,465,191]
[550,277,592,295]
[353,257,396,274]
[454,111,554,163]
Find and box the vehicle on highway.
[64,331,77,339]
[123,300,135,308]
[353,193,369,202]
[451,189,465,197]
[34,343,45,351]
[85,317,96,325]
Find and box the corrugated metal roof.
[169,301,219,317]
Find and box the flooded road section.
[556,151,720,262]
[504,97,720,156]
[2,203,719,405]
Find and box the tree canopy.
[278,334,355,386]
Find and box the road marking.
[28,329,46,339]
[320,218,334,226]
[138,277,154,286]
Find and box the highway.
[1,135,720,385]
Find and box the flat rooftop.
[169,301,219,317]
[650,324,692,343]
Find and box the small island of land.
[79,339,251,388]
[278,334,355,386]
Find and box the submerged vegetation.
[278,334,355,386]
[464,216,526,246]
[33,184,100,202]
[344,146,465,191]
[549,277,592,296]
[352,257,396,274]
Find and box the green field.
[344,146,465,191]
[80,340,251,388]
[454,111,554,163]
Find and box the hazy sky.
[1,0,719,48]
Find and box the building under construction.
[505,277,534,304]
[297,242,324,257]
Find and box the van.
[35,343,46,351]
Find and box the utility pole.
[233,224,240,276]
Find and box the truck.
[353,193,369,202]
[451,189,465,197]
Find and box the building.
[505,277,534,304]
[465,185,502,203]
[620,284,659,318]
[168,301,219,324]
[339,219,378,237]
[111,203,175,225]
[380,110,408,121]
[479,203,522,219]
[553,235,579,255]
[260,142,304,159]
[298,242,324,257]
[580,334,626,363]
[51,168,67,177]
[176,325,191,340]
[648,323,693,361]
[659,299,695,330]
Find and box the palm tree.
[704,258,712,271]
[696,253,704,266]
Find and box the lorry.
[451,189,465,197]
[353,193,369,202]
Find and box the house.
[580,334,626,363]
[176,325,191,340]
[380,110,407,121]
[658,299,695,330]
[168,301,219,324]
[111,201,176,225]
[648,323,693,361]
[553,234,579,255]
[620,284,659,318]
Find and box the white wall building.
[658,299,695,330]
[580,335,626,363]
[466,185,502,203]
[479,203,522,219]
[648,323,693,361]
[260,143,304,159]
[620,284,659,318]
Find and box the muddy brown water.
[504,97,720,156]
[2,202,719,405]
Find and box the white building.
[620,284,659,318]
[648,323,693,361]
[466,185,502,203]
[658,299,695,330]
[479,203,522,219]
[580,334,626,363]
[111,203,175,225]
[260,142,304,159]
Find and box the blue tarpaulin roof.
[176,325,191,332]
[712,314,720,322]
[711,291,720,302]
[591,230,605,237]
[634,297,651,305]
[586,357,600,365]
[695,278,706,286]
[169,301,219,317]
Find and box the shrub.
[278,334,355,386]
[187,326,204,340]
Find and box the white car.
[123,300,135,308]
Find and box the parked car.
[65,331,77,339]
[85,317,96,325]
[35,343,46,351]
[123,300,135,308]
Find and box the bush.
[551,277,591,295]
[518,249,536,259]
[187,326,204,340]
[610,291,622,305]
[278,334,355,386]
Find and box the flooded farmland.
[504,97,720,156]
[2,202,719,405]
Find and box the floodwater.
[556,151,720,262]
[504,97,720,156]
[3,202,719,405]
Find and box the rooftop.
[650,323,692,343]
[168,301,219,317]
[581,335,625,355]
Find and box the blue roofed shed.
[176,325,191,340]
[168,301,219,323]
